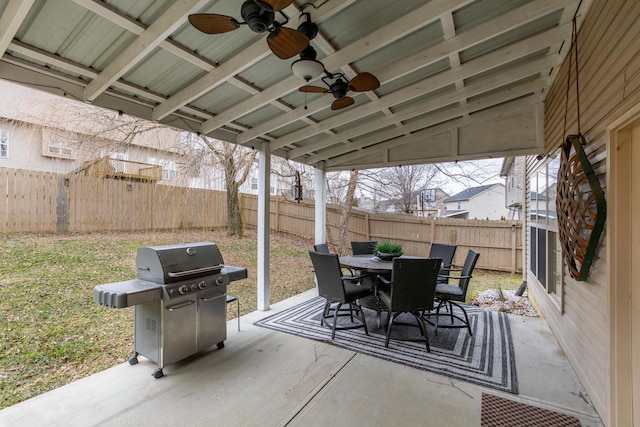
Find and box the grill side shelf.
[94,279,162,308]
[221,265,248,282]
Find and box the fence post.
[275,197,280,233]
[365,212,370,240]
[56,175,69,232]
[511,223,517,274]
[430,216,436,244]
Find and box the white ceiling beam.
[325,91,543,168]
[83,0,209,102]
[152,0,347,122]
[199,0,475,134]
[152,41,269,121]
[327,98,540,169]
[0,55,237,143]
[74,0,286,124]
[73,0,215,71]
[237,0,575,146]
[277,23,568,155]
[302,70,551,162]
[0,0,35,57]
[9,40,213,122]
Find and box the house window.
[162,169,178,181]
[529,152,562,302]
[43,141,75,159]
[251,178,258,190]
[0,130,7,158]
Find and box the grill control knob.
[190,284,198,291]
[198,281,207,289]
[216,277,224,286]
[178,285,189,295]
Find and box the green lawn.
[0,229,521,409]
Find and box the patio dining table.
[339,255,393,274]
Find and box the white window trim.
[0,129,8,158]
[528,153,564,313]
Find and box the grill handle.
[166,265,223,278]
[166,300,196,311]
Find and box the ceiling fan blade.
[267,27,309,59]
[331,97,355,110]
[348,72,381,92]
[188,14,240,34]
[299,85,329,93]
[259,0,295,11]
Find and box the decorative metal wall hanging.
[556,134,606,281]
[555,18,606,281]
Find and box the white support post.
[315,165,327,245]
[257,143,271,311]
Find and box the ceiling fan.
[188,0,309,59]
[299,72,381,110]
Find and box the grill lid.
[136,242,224,283]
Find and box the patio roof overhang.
[0,0,591,172]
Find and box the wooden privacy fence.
[64,174,228,232]
[241,195,523,273]
[0,167,227,232]
[0,167,58,232]
[1,167,521,272]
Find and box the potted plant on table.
[373,242,403,261]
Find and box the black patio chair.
[308,251,373,339]
[351,241,378,255]
[428,243,457,284]
[313,243,330,253]
[434,249,480,336]
[313,242,359,281]
[377,257,442,352]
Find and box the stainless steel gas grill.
[93,242,247,378]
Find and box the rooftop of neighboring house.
[444,183,504,203]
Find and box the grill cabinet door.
[198,287,227,351]
[162,295,198,366]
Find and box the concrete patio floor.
[0,289,603,427]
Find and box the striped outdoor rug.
[254,296,518,394]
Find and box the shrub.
[373,241,403,255]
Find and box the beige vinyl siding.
[534,0,640,420]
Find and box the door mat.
[481,393,581,426]
[254,296,518,394]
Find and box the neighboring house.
[442,183,509,220]
[0,80,190,185]
[500,157,525,219]
[414,188,449,217]
[358,187,449,215]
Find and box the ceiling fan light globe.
[291,58,324,81]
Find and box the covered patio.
[3,0,636,424]
[0,290,602,426]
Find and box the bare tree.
[197,135,256,237]
[337,170,358,255]
[434,160,503,190]
[325,171,352,205]
[360,165,439,214]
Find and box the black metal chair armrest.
[437,274,472,282]
[376,274,392,294]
